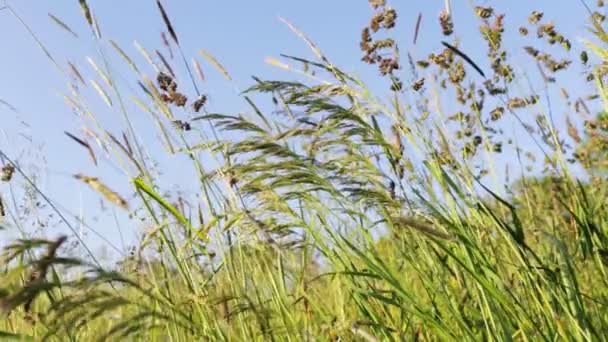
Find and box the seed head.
[439,11,454,36]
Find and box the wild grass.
[1,0,608,340]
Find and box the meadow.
[1,0,608,340]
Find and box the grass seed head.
[368,0,385,9]
[192,95,207,112]
[74,174,129,209]
[412,78,425,91]
[519,27,529,36]
[157,72,177,92]
[475,6,494,19]
[1,164,15,182]
[439,10,454,36]
[529,11,544,24]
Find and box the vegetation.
[1,0,608,340]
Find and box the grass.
[1,0,608,340]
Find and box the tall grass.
[1,1,608,340]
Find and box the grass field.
[1,1,608,340]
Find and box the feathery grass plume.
[279,17,329,64]
[90,79,113,108]
[4,0,608,339]
[48,13,78,38]
[74,174,129,209]
[278,54,354,82]
[413,12,422,44]
[64,131,98,166]
[63,94,84,115]
[199,49,232,81]
[78,0,93,27]
[109,40,140,74]
[134,40,161,72]
[156,0,179,45]
[67,61,85,85]
[87,57,112,88]
[265,56,291,71]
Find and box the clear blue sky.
[0,0,601,259]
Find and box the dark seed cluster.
[157,72,188,107]
[1,164,15,182]
[523,46,572,73]
[412,78,425,91]
[358,4,604,173]
[360,0,402,89]
[172,120,191,131]
[439,10,454,36]
[192,95,207,112]
[155,72,209,132]
[475,6,493,19]
[507,95,539,110]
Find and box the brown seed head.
[439,11,454,36]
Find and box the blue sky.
[0,1,602,259]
